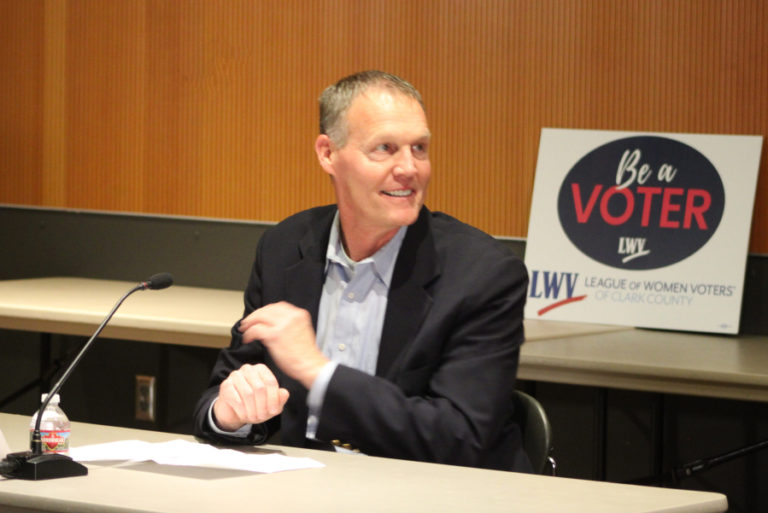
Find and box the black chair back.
[512,390,556,475]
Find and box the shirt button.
[347,292,355,300]
[338,343,346,351]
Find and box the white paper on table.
[70,439,324,473]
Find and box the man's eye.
[412,143,428,156]
[375,143,392,152]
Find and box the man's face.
[318,88,431,241]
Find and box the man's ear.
[315,134,335,176]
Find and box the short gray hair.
[319,70,425,147]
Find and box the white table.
[0,413,727,513]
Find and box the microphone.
[0,273,174,480]
[142,272,174,291]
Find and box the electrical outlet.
[135,375,156,422]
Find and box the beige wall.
[1,0,766,251]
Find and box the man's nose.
[393,147,417,177]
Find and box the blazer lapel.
[283,209,334,328]
[377,207,440,377]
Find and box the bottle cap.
[40,393,61,405]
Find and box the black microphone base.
[1,451,88,480]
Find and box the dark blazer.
[193,205,531,472]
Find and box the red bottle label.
[31,429,71,453]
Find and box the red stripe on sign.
[537,295,587,316]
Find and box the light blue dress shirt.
[210,212,406,443]
[306,212,406,438]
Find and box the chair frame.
[513,389,556,475]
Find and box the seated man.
[193,70,531,472]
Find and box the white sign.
[524,128,762,334]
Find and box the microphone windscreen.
[145,272,174,290]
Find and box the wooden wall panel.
[0,0,766,252]
[0,0,44,205]
[65,1,147,211]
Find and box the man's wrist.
[208,398,251,437]
[298,354,332,389]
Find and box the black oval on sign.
[557,136,725,270]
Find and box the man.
[193,70,531,472]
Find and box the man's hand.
[238,301,330,389]
[212,363,289,432]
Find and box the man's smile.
[382,189,414,197]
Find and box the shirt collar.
[325,211,407,288]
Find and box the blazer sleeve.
[315,248,530,471]
[192,235,279,445]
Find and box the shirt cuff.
[207,397,252,438]
[306,361,339,439]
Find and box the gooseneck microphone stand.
[0,273,173,480]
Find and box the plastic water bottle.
[29,393,71,455]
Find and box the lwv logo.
[618,237,650,263]
[529,270,586,315]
